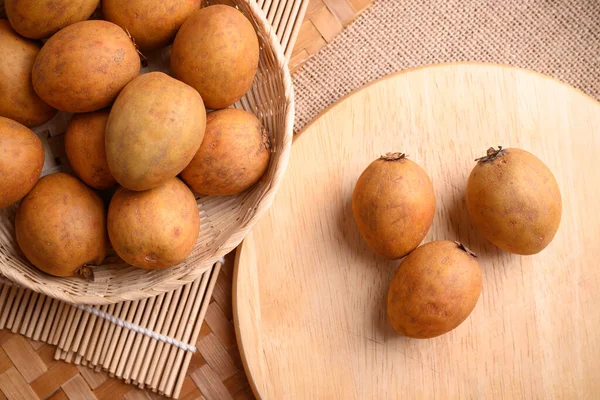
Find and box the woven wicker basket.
[0,0,294,304]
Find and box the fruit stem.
[474,146,505,163]
[380,152,406,161]
[77,266,95,281]
[125,28,148,68]
[261,127,272,152]
[454,241,477,257]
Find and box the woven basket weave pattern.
[0,0,295,305]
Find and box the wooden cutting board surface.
[233,63,600,399]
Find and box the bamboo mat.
[0,264,219,400]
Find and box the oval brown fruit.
[64,110,116,190]
[171,5,259,109]
[15,173,108,277]
[105,72,206,191]
[32,20,140,113]
[0,21,56,127]
[0,117,45,208]
[352,153,435,259]
[108,177,200,270]
[387,241,482,338]
[103,0,201,51]
[5,0,99,39]
[466,147,562,255]
[180,109,271,196]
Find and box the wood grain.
[234,63,600,399]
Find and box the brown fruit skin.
[5,0,99,39]
[105,72,206,191]
[64,110,116,190]
[171,5,260,109]
[15,173,108,277]
[180,109,271,196]
[108,178,200,270]
[103,0,201,51]
[0,21,56,127]
[32,20,140,113]
[0,117,45,208]
[352,154,436,259]
[466,148,562,255]
[387,241,482,338]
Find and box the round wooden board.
[233,63,600,399]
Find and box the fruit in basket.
[64,110,116,190]
[105,72,206,191]
[107,177,200,270]
[32,20,140,113]
[15,173,108,277]
[4,0,99,39]
[466,147,562,255]
[0,21,56,127]
[180,109,271,196]
[171,5,260,109]
[102,0,201,51]
[352,153,435,259]
[387,241,482,338]
[0,117,45,208]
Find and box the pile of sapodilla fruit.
[352,148,562,339]
[0,1,272,277]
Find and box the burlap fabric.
[292,0,600,131]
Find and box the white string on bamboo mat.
[73,303,197,353]
[74,257,225,353]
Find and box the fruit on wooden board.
[102,0,201,51]
[64,110,116,190]
[15,173,108,277]
[4,0,99,39]
[387,241,482,338]
[107,177,200,270]
[105,72,206,191]
[32,20,140,113]
[352,153,436,259]
[0,117,44,208]
[180,108,271,196]
[171,4,259,109]
[0,21,56,127]
[466,147,562,255]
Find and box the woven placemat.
[293,0,600,131]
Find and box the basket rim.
[0,0,295,305]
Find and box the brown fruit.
[64,110,116,190]
[107,177,200,270]
[180,109,271,196]
[171,5,259,109]
[103,0,201,51]
[32,20,140,113]
[15,173,108,277]
[105,72,206,191]
[0,21,56,127]
[352,153,436,259]
[387,241,482,338]
[0,117,45,208]
[466,147,562,255]
[5,0,99,39]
